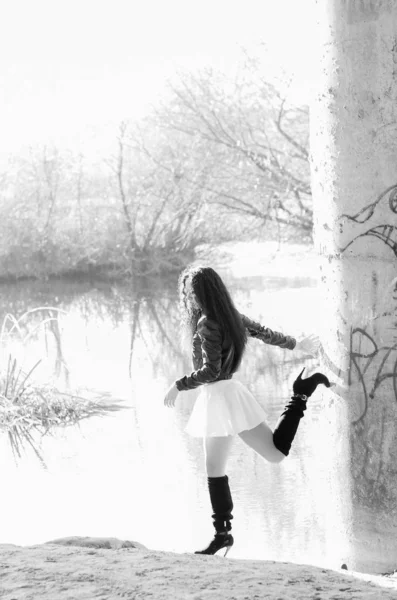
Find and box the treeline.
[0,51,311,280]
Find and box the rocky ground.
[1,537,397,600]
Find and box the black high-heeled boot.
[195,475,234,557]
[273,369,331,456]
[272,394,308,456]
[194,531,234,557]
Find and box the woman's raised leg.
[238,421,286,464]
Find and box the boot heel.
[224,545,231,558]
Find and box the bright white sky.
[0,0,317,156]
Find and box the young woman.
[163,265,321,557]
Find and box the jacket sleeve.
[191,332,202,370]
[240,312,296,350]
[175,318,222,391]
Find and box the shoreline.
[0,241,315,286]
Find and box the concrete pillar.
[310,0,397,573]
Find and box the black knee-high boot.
[194,475,234,556]
[272,369,331,457]
[272,394,307,457]
[273,369,331,456]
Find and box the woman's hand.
[164,383,179,408]
[295,334,321,357]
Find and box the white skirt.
[185,378,267,437]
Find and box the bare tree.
[150,59,312,241]
[41,146,61,237]
[104,120,212,274]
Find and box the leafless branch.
[276,98,309,160]
[116,121,138,252]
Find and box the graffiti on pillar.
[348,324,397,425]
[319,185,397,512]
[340,184,397,223]
[348,320,397,512]
[341,224,397,257]
[335,184,397,422]
[338,184,397,256]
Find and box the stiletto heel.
[195,532,234,556]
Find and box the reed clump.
[0,309,128,467]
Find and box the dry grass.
[0,309,128,467]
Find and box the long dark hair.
[178,265,247,372]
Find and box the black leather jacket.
[175,313,296,392]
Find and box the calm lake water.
[0,243,349,569]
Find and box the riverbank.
[1,538,397,600]
[0,246,195,283]
[0,241,316,284]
